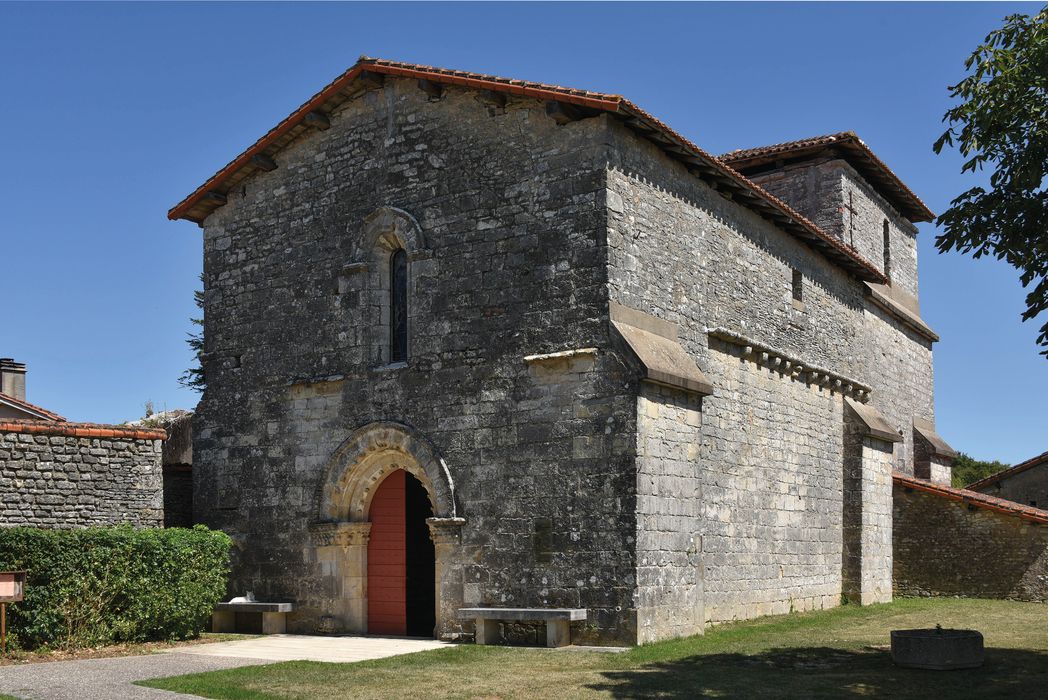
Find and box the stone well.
[890,628,984,670]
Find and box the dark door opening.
[366,469,435,637]
[405,472,435,636]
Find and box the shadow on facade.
[585,646,1048,698]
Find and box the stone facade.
[893,477,1048,602]
[0,420,165,528]
[178,60,948,644]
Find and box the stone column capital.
[426,517,466,547]
[309,520,372,547]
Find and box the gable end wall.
[194,78,644,643]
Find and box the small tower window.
[882,220,892,279]
[792,269,803,303]
[390,249,408,362]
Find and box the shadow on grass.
[590,646,1048,699]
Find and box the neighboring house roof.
[894,472,1048,525]
[168,56,889,285]
[966,450,1048,492]
[719,132,935,224]
[0,392,65,421]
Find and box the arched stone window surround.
[352,206,427,262]
[349,207,428,366]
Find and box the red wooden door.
[367,470,407,635]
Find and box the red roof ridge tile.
[965,450,1048,491]
[0,391,66,422]
[893,472,1048,525]
[167,57,889,285]
[720,131,859,159]
[0,418,166,441]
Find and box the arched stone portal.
[310,421,464,636]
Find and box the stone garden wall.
[893,474,1048,601]
[0,420,165,528]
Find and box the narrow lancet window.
[882,220,892,280]
[792,269,803,303]
[390,249,408,362]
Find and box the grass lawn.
[140,598,1048,699]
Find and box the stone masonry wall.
[0,421,165,528]
[195,78,641,643]
[862,306,934,475]
[635,382,703,642]
[842,416,894,605]
[748,159,920,298]
[748,160,935,471]
[702,339,844,623]
[603,119,935,625]
[894,484,1048,601]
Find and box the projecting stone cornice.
[707,327,872,401]
[611,302,714,396]
[864,282,939,342]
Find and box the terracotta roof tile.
[0,418,165,441]
[966,450,1048,492]
[168,57,889,285]
[894,472,1048,525]
[719,132,935,223]
[0,392,65,422]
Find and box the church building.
[169,57,954,645]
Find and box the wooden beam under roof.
[417,78,444,100]
[251,154,278,172]
[476,90,506,108]
[545,100,581,125]
[359,71,385,89]
[304,111,330,130]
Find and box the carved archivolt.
[316,421,457,523]
[350,206,427,263]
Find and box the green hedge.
[0,525,232,650]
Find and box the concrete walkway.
[167,633,451,663]
[0,635,452,699]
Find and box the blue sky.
[0,2,1044,463]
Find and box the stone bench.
[459,607,587,648]
[212,602,294,635]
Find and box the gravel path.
[0,652,268,699]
